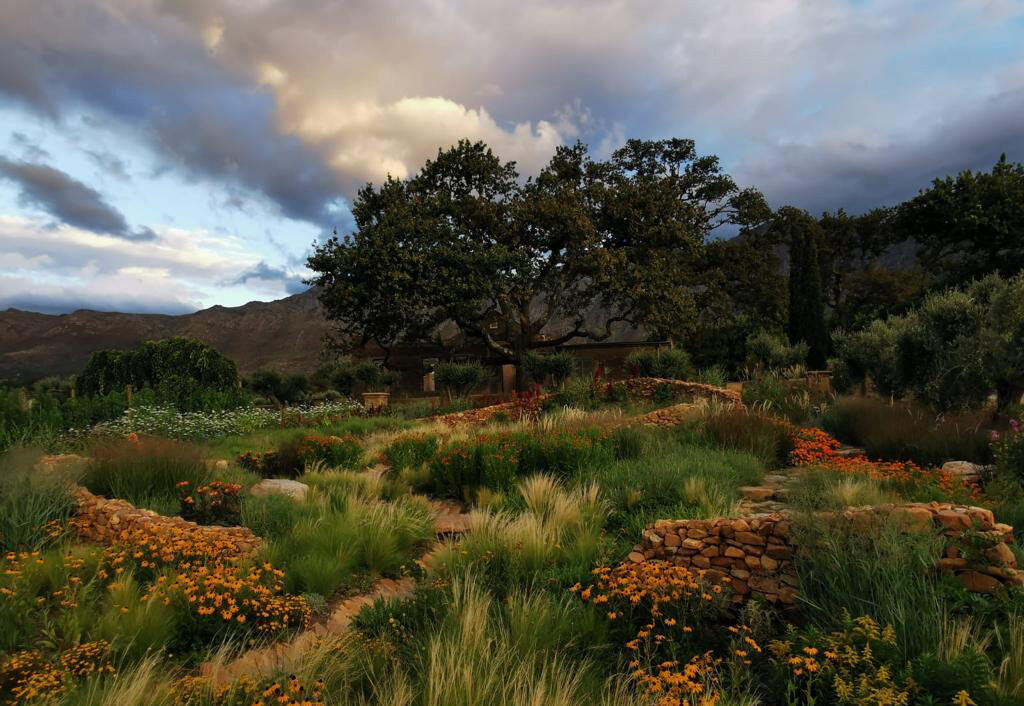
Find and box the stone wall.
[71,486,261,554]
[630,503,1021,605]
[609,377,742,406]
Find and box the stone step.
[739,486,777,501]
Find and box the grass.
[430,475,607,594]
[695,404,794,467]
[792,511,947,660]
[0,447,76,552]
[81,437,208,510]
[259,489,434,597]
[577,432,764,540]
[786,467,898,511]
[822,395,993,467]
[202,416,411,461]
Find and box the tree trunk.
[996,380,1024,414]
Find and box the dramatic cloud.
[0,215,301,313]
[0,157,153,239]
[228,261,309,296]
[0,0,1022,314]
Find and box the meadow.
[2,377,1024,706]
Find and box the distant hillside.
[0,289,333,383]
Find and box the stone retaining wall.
[630,503,1021,605]
[609,378,742,405]
[71,486,261,554]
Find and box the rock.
[250,478,309,502]
[942,461,983,479]
[627,551,645,563]
[984,542,1017,568]
[959,570,1002,594]
[835,446,866,458]
[204,459,229,472]
[734,531,766,546]
[724,546,745,558]
[739,486,775,501]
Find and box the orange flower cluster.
[174,674,326,706]
[150,562,309,636]
[639,652,721,706]
[0,642,114,702]
[100,520,255,580]
[788,428,978,498]
[177,481,243,525]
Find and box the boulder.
[250,478,309,502]
[942,461,984,480]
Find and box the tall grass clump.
[698,405,793,467]
[792,512,946,659]
[0,448,76,552]
[82,437,208,510]
[241,493,310,540]
[822,396,993,466]
[261,493,433,597]
[383,434,439,472]
[787,468,897,512]
[431,476,606,592]
[582,437,761,538]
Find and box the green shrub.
[384,435,439,472]
[625,349,695,380]
[76,336,238,397]
[242,493,309,540]
[822,396,993,467]
[435,362,491,399]
[522,352,576,388]
[82,437,209,508]
[741,372,785,408]
[746,330,807,371]
[0,448,75,552]
[694,365,727,387]
[700,406,793,467]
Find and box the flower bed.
[85,400,363,441]
[789,428,976,497]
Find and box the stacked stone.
[633,402,707,429]
[608,377,742,405]
[71,486,260,554]
[630,514,798,605]
[631,502,1022,604]
[435,395,551,427]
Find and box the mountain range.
[0,288,333,383]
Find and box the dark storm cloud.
[228,261,308,295]
[0,2,346,228]
[0,157,154,240]
[1,0,1022,229]
[736,74,1024,215]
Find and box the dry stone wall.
[71,486,261,554]
[631,502,1021,605]
[609,377,742,405]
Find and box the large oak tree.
[307,138,769,362]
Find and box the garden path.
[735,445,864,515]
[200,471,468,685]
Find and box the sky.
[0,0,1022,315]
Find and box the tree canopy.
[307,138,770,362]
[894,154,1024,283]
[76,337,238,397]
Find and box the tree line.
[307,140,1023,408]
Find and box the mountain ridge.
[0,288,334,383]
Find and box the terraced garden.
[2,379,1024,706]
